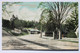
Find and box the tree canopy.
[39,2,78,39]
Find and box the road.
[2,30,79,50]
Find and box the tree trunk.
[53,31,55,39]
[40,24,42,38]
[58,22,62,39]
[58,29,62,39]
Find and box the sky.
[3,2,42,22]
[2,2,73,23]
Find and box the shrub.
[11,31,28,36]
[2,19,10,28]
[66,30,77,38]
[45,31,53,37]
[11,31,21,36]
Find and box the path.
[2,30,79,50]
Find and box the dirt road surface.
[2,30,79,51]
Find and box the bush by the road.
[45,31,53,37]
[2,19,10,28]
[11,31,28,36]
[66,30,77,38]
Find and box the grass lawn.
[3,27,12,32]
[58,40,78,43]
[3,27,28,36]
[11,31,28,36]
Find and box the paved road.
[2,30,79,50]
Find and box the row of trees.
[2,2,41,30]
[2,15,40,30]
[39,2,78,39]
[2,2,78,38]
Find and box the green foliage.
[46,18,56,31]
[65,3,78,32]
[65,18,76,32]
[2,19,10,28]
[39,2,73,32]
[59,40,78,43]
[11,32,21,36]
[66,30,77,38]
[3,17,41,30]
[39,9,56,31]
[14,19,22,28]
[71,2,78,8]
[13,18,28,29]
[70,8,78,27]
[11,31,28,36]
[45,31,53,37]
[39,9,51,24]
[3,27,11,33]
[21,32,28,35]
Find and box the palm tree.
[39,2,74,39]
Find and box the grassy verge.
[3,27,11,32]
[19,32,28,36]
[58,40,78,43]
[3,27,28,36]
[11,31,28,36]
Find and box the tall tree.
[39,9,49,38]
[39,2,74,39]
[65,2,78,32]
[72,2,78,31]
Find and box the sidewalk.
[17,34,79,50]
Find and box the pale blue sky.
[16,2,40,11]
[3,2,42,22]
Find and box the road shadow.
[18,38,78,51]
[18,38,60,50]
